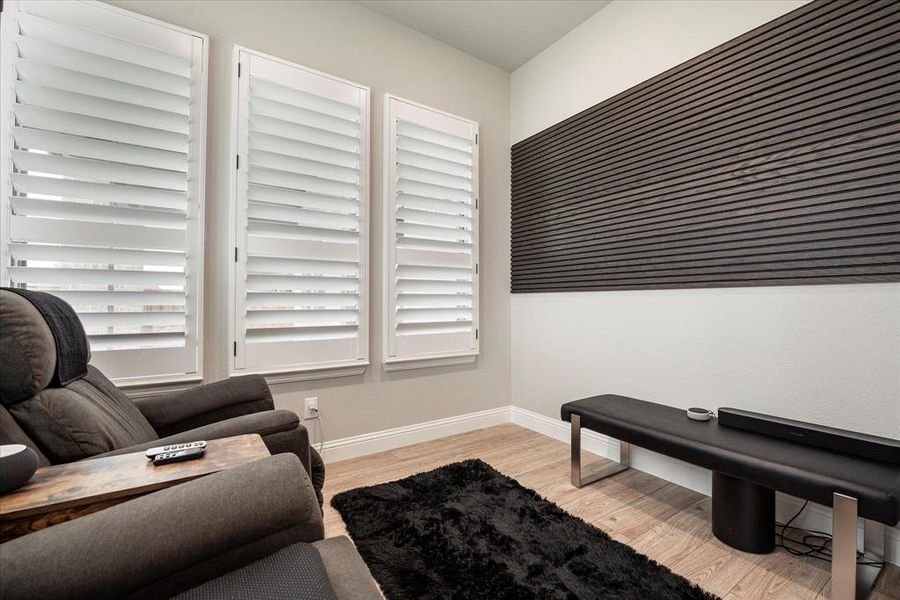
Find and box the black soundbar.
[718,408,900,465]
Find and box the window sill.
[383,353,478,372]
[236,362,369,385]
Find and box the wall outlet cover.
[304,397,319,420]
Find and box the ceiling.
[357,1,610,72]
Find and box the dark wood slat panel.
[513,65,900,210]
[513,23,899,186]
[513,265,900,288]
[511,275,896,293]
[512,2,898,165]
[514,254,900,281]
[511,0,857,154]
[512,0,895,160]
[512,93,899,211]
[512,135,900,241]
[511,63,899,208]
[512,225,900,274]
[510,0,900,292]
[512,82,900,219]
[513,227,900,270]
[513,165,900,252]
[513,208,900,262]
[512,235,900,274]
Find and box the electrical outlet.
[304,397,319,420]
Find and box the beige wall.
[106,0,512,441]
[510,0,900,439]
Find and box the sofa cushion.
[313,536,383,600]
[8,366,158,463]
[2,288,89,388]
[0,405,51,467]
[0,291,57,406]
[173,542,337,600]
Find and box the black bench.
[561,395,899,600]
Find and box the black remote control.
[152,446,206,466]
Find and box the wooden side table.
[0,434,270,542]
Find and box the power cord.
[775,501,884,567]
[313,414,325,455]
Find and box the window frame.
[382,94,480,371]
[0,0,208,388]
[227,45,370,382]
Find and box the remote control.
[145,441,207,459]
[152,446,206,466]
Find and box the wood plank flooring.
[322,423,899,599]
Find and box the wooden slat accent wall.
[510,0,900,293]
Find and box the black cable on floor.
[774,501,885,567]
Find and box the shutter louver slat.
[14,35,190,96]
[249,149,359,184]
[397,134,472,166]
[10,173,187,211]
[250,96,360,137]
[232,49,369,375]
[16,12,191,76]
[249,113,359,154]
[14,104,188,153]
[8,266,184,287]
[248,131,359,170]
[397,178,471,204]
[248,166,359,201]
[247,183,358,214]
[14,82,189,134]
[12,150,187,191]
[15,59,190,115]
[396,164,472,192]
[12,127,188,172]
[10,197,185,228]
[250,77,360,121]
[396,149,472,178]
[385,97,479,364]
[1,1,204,381]
[50,290,186,307]
[9,214,186,250]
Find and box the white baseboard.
[320,406,511,463]
[510,406,900,566]
[318,404,898,565]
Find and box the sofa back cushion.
[0,404,51,467]
[8,366,158,463]
[0,292,57,406]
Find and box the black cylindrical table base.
[711,471,775,554]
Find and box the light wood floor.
[322,423,899,599]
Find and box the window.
[0,0,208,386]
[229,47,369,379]
[383,95,479,370]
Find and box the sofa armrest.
[134,374,274,436]
[0,454,324,600]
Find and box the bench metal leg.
[832,492,885,600]
[570,414,630,488]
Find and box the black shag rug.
[331,459,718,600]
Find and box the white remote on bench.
[144,441,207,459]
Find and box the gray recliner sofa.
[0,288,325,504]
[0,453,382,600]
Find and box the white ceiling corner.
[357,1,610,72]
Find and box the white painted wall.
[105,0,512,442]
[510,0,900,439]
[510,0,900,561]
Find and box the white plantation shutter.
[384,96,479,368]
[0,1,207,384]
[230,48,369,377]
